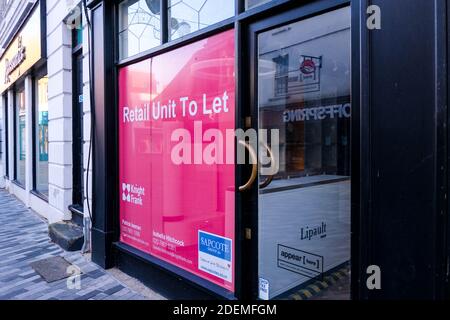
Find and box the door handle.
[259,141,275,189]
[238,140,258,192]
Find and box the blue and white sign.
[198,230,232,282]
[259,277,270,300]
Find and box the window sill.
[30,190,49,203]
[11,180,25,190]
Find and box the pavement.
[0,189,164,300]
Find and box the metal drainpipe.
[81,0,93,254]
[81,217,91,253]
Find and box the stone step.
[48,222,84,252]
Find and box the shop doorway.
[246,5,352,300]
[70,29,84,226]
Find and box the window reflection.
[119,0,162,60]
[118,0,235,59]
[16,88,26,186]
[35,76,49,196]
[0,95,3,162]
[246,0,273,10]
[168,0,234,40]
[258,7,351,300]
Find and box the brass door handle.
[238,140,258,192]
[259,141,275,189]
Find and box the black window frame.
[0,96,3,167]
[101,0,358,300]
[2,93,8,179]
[116,0,242,62]
[31,67,49,202]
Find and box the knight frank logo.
[122,182,145,206]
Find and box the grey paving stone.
[103,285,125,296]
[0,287,28,299]
[75,289,102,300]
[0,189,146,301]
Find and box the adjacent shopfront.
[0,1,48,208]
[87,0,450,300]
[1,0,88,225]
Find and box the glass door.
[253,6,352,300]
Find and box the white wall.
[46,0,74,222]
[46,0,92,223]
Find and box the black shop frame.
[86,0,450,300]
[31,66,49,202]
[87,0,360,300]
[12,81,25,189]
[3,93,9,179]
[244,0,355,300]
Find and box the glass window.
[2,93,8,177]
[72,46,84,207]
[245,0,273,10]
[119,0,162,60]
[168,0,234,41]
[35,76,49,196]
[15,88,26,186]
[73,15,83,48]
[118,30,236,293]
[0,96,3,163]
[257,7,351,300]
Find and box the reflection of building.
[261,97,351,179]
[259,16,351,180]
[38,110,48,161]
[37,76,48,162]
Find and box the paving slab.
[0,189,156,300]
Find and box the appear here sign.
[118,30,235,292]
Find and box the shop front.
[87,0,450,300]
[0,1,48,209]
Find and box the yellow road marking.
[300,289,313,298]
[309,284,321,293]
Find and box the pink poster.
[119,30,235,292]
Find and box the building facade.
[0,0,91,226]
[1,0,450,300]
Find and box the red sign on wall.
[118,30,235,292]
